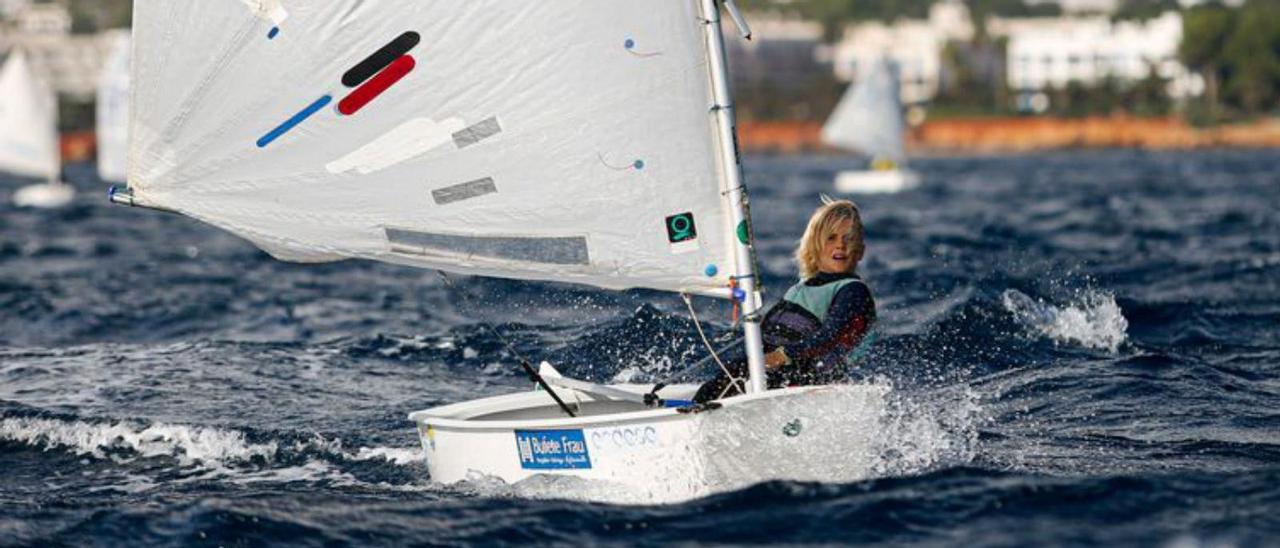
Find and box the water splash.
[0,416,278,467]
[352,446,425,466]
[443,381,980,505]
[0,415,423,475]
[1002,289,1129,353]
[872,385,983,476]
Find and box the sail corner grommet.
[107,185,133,207]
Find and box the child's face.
[817,219,857,274]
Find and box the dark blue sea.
[2,150,1278,546]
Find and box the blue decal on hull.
[515,429,592,470]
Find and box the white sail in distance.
[0,50,60,181]
[821,58,907,164]
[97,32,131,184]
[128,0,738,296]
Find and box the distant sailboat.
[0,50,73,208]
[112,0,888,503]
[821,57,920,194]
[97,32,131,184]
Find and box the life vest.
[760,275,865,350]
[784,277,862,321]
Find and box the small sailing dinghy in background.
[821,57,920,194]
[96,31,131,185]
[113,0,889,503]
[0,50,73,208]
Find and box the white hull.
[409,383,889,504]
[833,169,920,194]
[13,182,74,209]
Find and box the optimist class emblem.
[665,212,700,254]
[515,429,592,470]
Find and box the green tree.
[1113,0,1180,21]
[1220,0,1280,113]
[1125,68,1172,116]
[1179,3,1235,120]
[62,0,132,33]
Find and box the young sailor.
[693,198,876,403]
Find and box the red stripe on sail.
[338,55,416,116]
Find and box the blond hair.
[794,196,864,279]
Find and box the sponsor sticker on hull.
[587,425,661,454]
[515,429,592,470]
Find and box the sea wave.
[0,414,424,475]
[1002,289,1129,352]
[0,416,278,467]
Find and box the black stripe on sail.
[343,31,421,88]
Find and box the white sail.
[128,0,737,295]
[0,50,60,181]
[821,58,906,164]
[97,32,131,184]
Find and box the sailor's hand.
[765,348,789,369]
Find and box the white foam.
[610,366,643,383]
[1002,289,1129,353]
[352,446,426,465]
[0,416,426,471]
[225,460,349,486]
[0,417,278,467]
[376,335,432,357]
[696,382,979,492]
[872,385,982,476]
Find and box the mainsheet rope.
[681,293,746,399]
[435,271,577,418]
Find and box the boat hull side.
[410,384,889,503]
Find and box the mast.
[699,0,767,395]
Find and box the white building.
[2,3,118,100]
[1178,0,1244,6]
[1001,12,1203,101]
[0,0,33,19]
[825,1,974,105]
[1019,0,1243,10]
[12,2,69,34]
[726,15,826,91]
[1025,0,1119,14]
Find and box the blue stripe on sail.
[257,95,332,148]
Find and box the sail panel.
[0,51,59,181]
[97,32,132,184]
[130,0,734,294]
[821,58,907,163]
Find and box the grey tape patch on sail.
[386,228,590,265]
[453,117,502,149]
[432,177,497,205]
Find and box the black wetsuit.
[693,272,876,403]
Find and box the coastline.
[739,116,1280,154]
